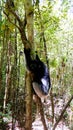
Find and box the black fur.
[24,48,51,95]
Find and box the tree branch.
[5,0,26,29]
[5,0,30,47]
[53,95,73,130]
[3,11,20,30]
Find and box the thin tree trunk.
[24,0,34,129]
[3,27,11,113]
[25,72,33,130]
[36,0,54,126]
[12,19,18,129]
[37,96,48,130]
[53,95,73,130]
[3,41,11,113]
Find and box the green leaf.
[50,58,58,68]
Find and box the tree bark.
[24,0,34,130]
[3,27,11,113]
[25,72,33,130]
[37,97,48,130]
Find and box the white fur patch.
[41,79,47,86]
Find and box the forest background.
[0,0,73,130]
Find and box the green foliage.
[0,0,73,128]
[0,104,11,123]
[50,58,58,68]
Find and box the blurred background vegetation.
[0,0,73,129]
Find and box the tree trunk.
[12,19,18,129]
[5,1,34,129]
[25,72,33,130]
[24,0,34,130]
[3,27,11,113]
[37,96,48,130]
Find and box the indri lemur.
[24,48,51,98]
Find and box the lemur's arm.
[24,48,44,77]
[24,48,39,72]
[35,51,40,61]
[24,48,32,70]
